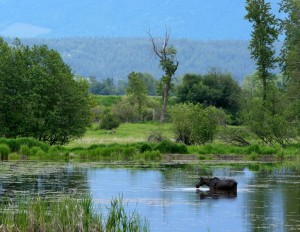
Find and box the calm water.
[0,162,300,232]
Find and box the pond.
[0,162,300,232]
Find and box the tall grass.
[106,196,149,232]
[0,195,149,232]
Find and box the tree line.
[95,0,300,147]
[0,0,299,147]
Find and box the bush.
[139,143,153,153]
[8,152,21,160]
[170,103,227,145]
[143,150,162,161]
[100,114,121,130]
[248,152,258,161]
[0,137,49,152]
[20,144,31,156]
[218,126,251,146]
[0,144,11,160]
[247,144,261,154]
[154,140,188,154]
[147,131,166,143]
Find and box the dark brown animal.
[195,177,237,196]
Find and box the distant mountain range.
[4,37,282,83]
[0,0,283,40]
[1,1,283,82]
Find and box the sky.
[0,0,283,40]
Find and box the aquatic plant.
[0,195,149,232]
[0,144,10,160]
[106,196,149,232]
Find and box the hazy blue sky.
[0,0,283,39]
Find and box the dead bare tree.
[148,30,179,122]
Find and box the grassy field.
[67,122,175,148]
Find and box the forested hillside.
[5,37,281,82]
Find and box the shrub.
[154,140,188,154]
[247,144,261,154]
[106,196,149,232]
[199,154,206,160]
[170,103,228,145]
[143,150,162,161]
[0,144,11,160]
[100,114,121,130]
[218,126,251,146]
[248,152,258,161]
[8,152,21,160]
[147,131,166,143]
[20,144,31,156]
[139,143,153,153]
[0,137,49,152]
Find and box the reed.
[0,195,149,232]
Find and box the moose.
[195,177,237,197]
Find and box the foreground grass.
[0,195,149,232]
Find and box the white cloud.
[0,22,51,38]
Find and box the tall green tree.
[136,72,158,96]
[244,0,280,101]
[176,71,241,122]
[0,38,91,145]
[148,30,179,122]
[279,0,300,76]
[279,0,300,135]
[126,72,148,120]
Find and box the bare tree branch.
[147,31,163,59]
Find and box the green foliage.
[0,144,10,160]
[244,0,280,101]
[0,39,91,145]
[113,98,140,123]
[126,72,148,120]
[1,195,147,232]
[149,32,179,122]
[106,196,149,232]
[137,72,158,96]
[89,76,120,95]
[279,0,300,134]
[100,113,121,130]
[154,140,188,154]
[139,143,153,153]
[142,150,162,161]
[8,152,21,160]
[241,87,298,145]
[170,103,227,145]
[248,152,259,161]
[0,137,49,152]
[279,0,300,77]
[147,130,166,143]
[20,144,31,156]
[218,126,252,146]
[176,71,242,121]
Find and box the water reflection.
[0,162,89,200]
[0,162,300,231]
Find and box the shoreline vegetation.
[0,122,298,165]
[0,195,149,232]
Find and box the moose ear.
[200,177,204,180]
